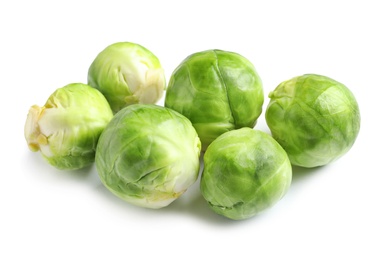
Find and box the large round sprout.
[96,104,201,209]
[265,74,361,168]
[165,49,264,150]
[201,128,292,220]
[24,83,113,170]
[88,42,165,113]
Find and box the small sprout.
[95,104,201,209]
[265,74,361,167]
[200,128,292,220]
[24,83,113,170]
[88,42,166,113]
[165,49,264,151]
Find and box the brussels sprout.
[24,83,113,170]
[88,42,165,113]
[95,104,201,209]
[200,128,292,220]
[165,49,264,150]
[265,74,360,168]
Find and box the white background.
[1,0,386,259]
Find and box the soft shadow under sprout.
[291,165,326,183]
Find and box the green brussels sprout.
[265,74,360,168]
[201,128,292,220]
[165,49,264,151]
[88,42,166,113]
[95,104,201,209]
[24,83,113,170]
